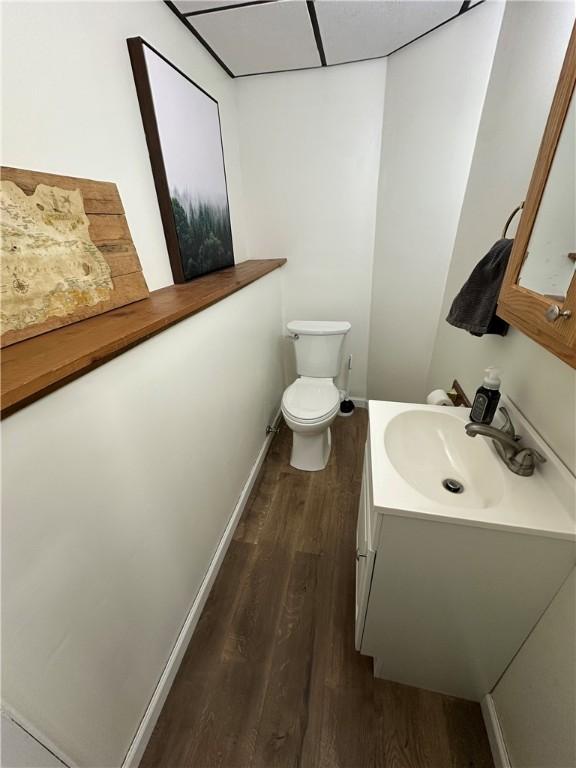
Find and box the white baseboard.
[481,695,511,768]
[352,397,368,409]
[122,407,282,768]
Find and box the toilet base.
[290,427,332,471]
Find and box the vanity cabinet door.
[362,514,575,700]
[355,450,375,650]
[356,471,367,560]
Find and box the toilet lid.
[282,378,340,421]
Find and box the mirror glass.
[519,90,575,301]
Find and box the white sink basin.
[385,410,505,509]
[369,399,575,540]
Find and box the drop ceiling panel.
[173,1,255,14]
[192,1,321,75]
[316,0,463,65]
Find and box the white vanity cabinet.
[356,425,576,702]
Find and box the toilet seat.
[282,377,340,423]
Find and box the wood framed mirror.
[498,23,576,368]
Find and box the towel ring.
[502,201,525,238]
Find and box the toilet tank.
[287,320,351,378]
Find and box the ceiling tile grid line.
[306,0,327,66]
[382,0,482,60]
[166,0,485,79]
[316,0,462,66]
[165,0,236,76]
[191,0,321,76]
[182,1,280,17]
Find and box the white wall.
[2,270,284,768]
[235,60,387,397]
[367,1,504,404]
[492,568,576,768]
[0,0,248,290]
[1,2,285,766]
[427,0,576,472]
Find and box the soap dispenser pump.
[470,367,501,425]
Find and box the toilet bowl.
[281,378,341,471]
[282,320,351,471]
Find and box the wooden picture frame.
[497,23,576,368]
[127,37,234,284]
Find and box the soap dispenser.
[470,367,501,424]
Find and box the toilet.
[282,320,351,471]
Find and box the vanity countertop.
[368,397,575,541]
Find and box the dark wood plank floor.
[141,410,494,768]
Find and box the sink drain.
[442,478,464,494]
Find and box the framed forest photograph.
[128,37,234,283]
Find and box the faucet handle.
[498,406,517,438]
[511,446,547,475]
[525,447,547,464]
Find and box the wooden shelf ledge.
[1,259,286,418]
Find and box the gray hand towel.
[446,238,512,337]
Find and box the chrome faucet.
[465,406,546,477]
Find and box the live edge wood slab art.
[0,166,149,347]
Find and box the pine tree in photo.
[171,188,233,280]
